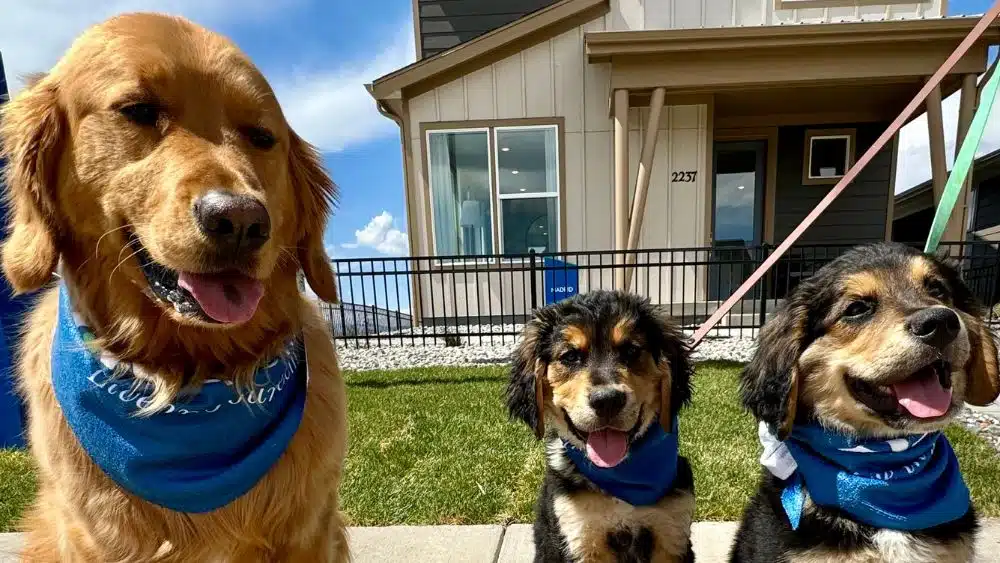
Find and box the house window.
[427,123,561,258]
[803,128,855,185]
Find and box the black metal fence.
[322,241,1000,348]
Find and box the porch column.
[613,89,630,291]
[954,73,979,243]
[624,87,666,289]
[926,83,953,241]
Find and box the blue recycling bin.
[543,258,579,305]
[0,50,28,449]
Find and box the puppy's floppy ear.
[644,305,692,433]
[0,76,64,293]
[740,300,808,440]
[963,315,999,406]
[288,129,338,303]
[508,318,549,439]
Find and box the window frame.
[424,126,495,264]
[802,128,856,186]
[493,124,562,261]
[422,118,565,265]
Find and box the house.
[894,148,1000,245]
[367,0,1000,325]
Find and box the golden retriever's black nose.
[908,307,960,350]
[194,191,271,253]
[589,388,627,420]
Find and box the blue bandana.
[759,422,970,531]
[51,284,307,514]
[563,417,680,506]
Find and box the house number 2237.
[671,171,697,182]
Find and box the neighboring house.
[369,0,1000,324]
[894,149,1000,306]
[894,148,1000,245]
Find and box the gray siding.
[972,160,1000,232]
[418,0,559,58]
[773,123,892,244]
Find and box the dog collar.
[759,422,970,531]
[562,417,680,506]
[51,283,307,513]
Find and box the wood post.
[624,87,666,289]
[613,89,630,291]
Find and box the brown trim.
[586,17,1000,61]
[956,73,978,242]
[418,117,567,266]
[886,134,900,241]
[774,0,918,9]
[802,128,857,186]
[703,98,715,247]
[369,0,609,100]
[411,0,422,61]
[715,127,780,244]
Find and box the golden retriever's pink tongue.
[893,376,952,418]
[177,272,264,324]
[585,429,628,468]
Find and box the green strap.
[925,61,1000,253]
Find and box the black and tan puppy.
[507,290,695,562]
[731,242,1000,563]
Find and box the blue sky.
[1,0,997,312]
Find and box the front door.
[709,141,766,301]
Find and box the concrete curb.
[2,520,999,561]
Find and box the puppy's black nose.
[194,191,271,253]
[589,387,627,420]
[907,307,960,350]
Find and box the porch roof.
[589,17,1000,125]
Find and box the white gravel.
[335,330,1000,454]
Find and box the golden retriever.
[1,12,349,562]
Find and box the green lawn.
[2,361,1000,531]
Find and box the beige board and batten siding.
[408,14,710,321]
[606,0,944,31]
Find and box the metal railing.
[321,241,1000,348]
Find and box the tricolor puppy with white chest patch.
[507,291,695,562]
[730,242,1000,563]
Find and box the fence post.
[530,250,539,311]
[990,244,1000,324]
[758,244,770,330]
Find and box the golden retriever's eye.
[843,299,876,320]
[619,342,641,363]
[242,126,276,150]
[924,278,950,301]
[560,349,585,366]
[119,103,161,127]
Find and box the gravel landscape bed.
[336,331,1000,454]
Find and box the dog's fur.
[507,291,695,562]
[730,242,1000,563]
[1,13,349,562]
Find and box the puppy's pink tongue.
[177,272,264,324]
[585,429,628,468]
[893,375,952,418]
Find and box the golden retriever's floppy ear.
[288,129,338,303]
[0,76,64,294]
[963,316,1000,406]
[508,317,550,440]
[740,300,808,441]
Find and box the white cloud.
[342,211,409,255]
[272,24,415,153]
[895,84,1000,194]
[0,1,414,154]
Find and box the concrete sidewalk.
[2,520,999,561]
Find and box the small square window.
[803,129,855,185]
